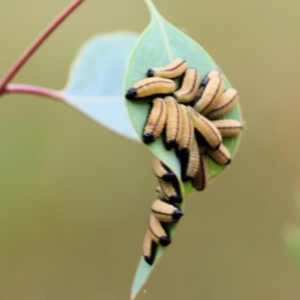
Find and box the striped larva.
[174,68,200,103]
[147,58,187,79]
[193,75,224,115]
[151,199,183,222]
[125,77,176,100]
[191,150,210,191]
[143,97,167,144]
[148,214,171,246]
[164,96,182,150]
[152,156,176,181]
[187,107,222,150]
[158,178,182,203]
[183,135,201,181]
[206,88,239,120]
[206,143,231,165]
[211,119,243,137]
[143,229,157,265]
[176,105,195,181]
[193,69,222,105]
[177,104,194,152]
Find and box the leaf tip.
[130,288,138,300]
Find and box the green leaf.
[124,1,242,299]
[62,31,140,142]
[284,226,300,268]
[284,191,300,270]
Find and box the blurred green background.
[1,0,300,299]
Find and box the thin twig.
[0,0,85,94]
[4,84,65,101]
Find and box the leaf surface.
[62,31,140,142]
[285,227,300,268]
[124,1,242,299]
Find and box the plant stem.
[0,0,85,94]
[4,84,65,101]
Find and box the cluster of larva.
[125,58,242,265]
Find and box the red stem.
[4,84,65,101]
[0,0,85,94]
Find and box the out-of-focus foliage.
[285,228,300,269]
[285,191,300,270]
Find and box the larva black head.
[143,132,154,144]
[165,140,176,151]
[147,69,155,77]
[175,147,189,158]
[144,255,154,265]
[162,172,176,181]
[159,236,171,246]
[172,209,184,221]
[160,162,176,181]
[125,88,137,100]
[170,195,182,204]
[226,158,232,165]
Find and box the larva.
[184,135,200,180]
[193,75,224,115]
[211,119,243,137]
[148,214,171,246]
[206,88,239,120]
[125,77,176,100]
[187,107,222,150]
[143,97,167,144]
[158,178,182,203]
[151,199,183,222]
[206,143,231,165]
[164,96,182,150]
[194,69,221,103]
[176,105,195,181]
[152,156,176,181]
[177,104,194,152]
[143,229,157,265]
[174,68,200,103]
[191,151,210,191]
[147,58,187,78]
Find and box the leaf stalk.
[4,84,65,101]
[0,0,85,96]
